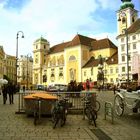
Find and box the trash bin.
[24,92,57,115]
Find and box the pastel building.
[33,34,118,86]
[116,0,140,82]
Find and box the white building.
[116,0,140,83]
[17,55,33,89]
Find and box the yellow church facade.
[32,34,118,87]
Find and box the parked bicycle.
[51,95,69,129]
[86,93,101,112]
[82,95,98,127]
[114,89,140,116]
[33,96,44,125]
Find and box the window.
[110,78,113,83]
[36,45,38,49]
[121,38,124,42]
[122,56,125,62]
[43,75,47,82]
[84,71,86,76]
[132,35,136,40]
[129,66,131,72]
[69,55,76,61]
[133,43,136,49]
[59,67,63,77]
[116,68,118,73]
[121,45,125,51]
[44,45,46,49]
[122,66,125,72]
[132,16,135,23]
[110,68,113,74]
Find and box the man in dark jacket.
[2,85,8,104]
[7,82,15,104]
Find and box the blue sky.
[0,0,140,56]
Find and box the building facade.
[17,55,33,89]
[33,34,118,87]
[0,46,5,79]
[0,46,16,83]
[3,54,16,82]
[116,0,140,83]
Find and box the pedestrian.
[8,82,15,104]
[2,85,8,104]
[86,79,90,91]
[23,85,25,92]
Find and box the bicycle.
[33,96,43,125]
[51,95,69,129]
[82,95,98,127]
[86,93,101,112]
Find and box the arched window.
[122,17,126,24]
[69,55,76,61]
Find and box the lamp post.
[16,31,24,113]
[118,12,129,86]
[26,53,31,90]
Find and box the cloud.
[97,0,120,10]
[0,0,120,56]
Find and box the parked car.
[47,83,67,92]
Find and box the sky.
[0,0,140,56]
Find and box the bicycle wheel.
[60,112,66,127]
[95,100,100,112]
[91,110,97,127]
[85,107,92,124]
[91,109,97,120]
[114,95,124,116]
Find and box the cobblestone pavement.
[0,93,140,140]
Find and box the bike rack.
[104,101,114,124]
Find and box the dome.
[120,0,134,10]
[34,37,48,43]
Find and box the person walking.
[86,79,90,91]
[8,82,15,104]
[2,85,8,104]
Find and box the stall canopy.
[0,79,8,85]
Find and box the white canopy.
[0,79,8,85]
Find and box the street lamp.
[16,31,24,113]
[16,31,24,86]
[26,53,32,90]
[118,12,129,86]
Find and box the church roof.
[34,37,49,43]
[82,57,99,68]
[83,51,118,68]
[66,34,96,47]
[91,38,117,50]
[49,34,117,54]
[49,41,70,54]
[120,0,134,10]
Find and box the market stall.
[24,92,57,115]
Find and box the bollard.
[104,101,114,124]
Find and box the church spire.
[120,0,134,10]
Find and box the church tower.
[117,0,138,35]
[33,37,50,85]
